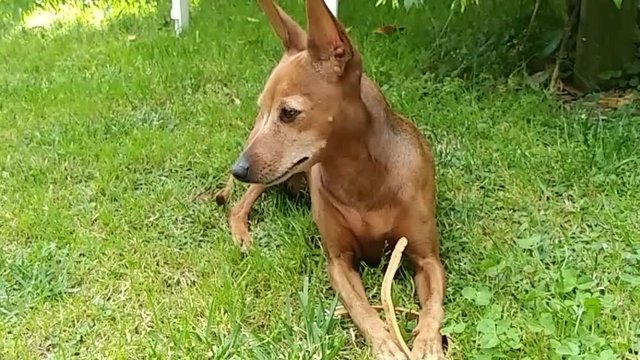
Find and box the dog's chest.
[310,168,404,259]
[339,206,403,262]
[341,206,395,241]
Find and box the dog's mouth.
[265,156,309,186]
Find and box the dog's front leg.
[229,184,266,251]
[327,253,408,360]
[410,256,446,360]
[405,221,446,360]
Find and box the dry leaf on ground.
[374,24,404,35]
[597,90,640,109]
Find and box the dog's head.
[230,0,363,185]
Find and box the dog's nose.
[231,154,250,182]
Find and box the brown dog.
[225,1,446,358]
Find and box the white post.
[171,0,189,35]
[323,0,338,17]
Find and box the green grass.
[1,0,639,359]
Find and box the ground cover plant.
[1,0,639,359]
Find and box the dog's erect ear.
[258,0,307,54]
[305,0,359,77]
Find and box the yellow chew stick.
[381,236,412,358]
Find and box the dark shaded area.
[574,0,639,91]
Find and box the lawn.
[1,0,639,359]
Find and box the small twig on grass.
[334,305,420,319]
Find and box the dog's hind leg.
[229,184,266,251]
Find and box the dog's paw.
[411,353,445,360]
[373,338,408,360]
[229,216,252,252]
[410,333,445,360]
[214,188,230,206]
[230,228,252,252]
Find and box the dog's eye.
[279,106,300,123]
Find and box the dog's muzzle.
[231,153,251,182]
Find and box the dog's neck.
[317,81,397,206]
